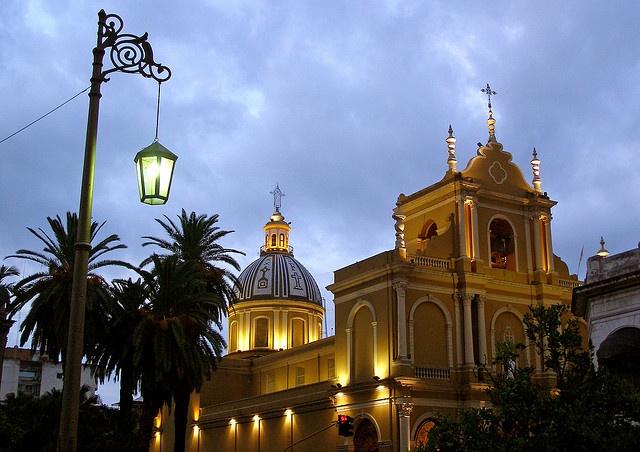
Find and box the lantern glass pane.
[136,160,144,200]
[141,156,160,197]
[159,157,175,198]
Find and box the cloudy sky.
[2,1,639,403]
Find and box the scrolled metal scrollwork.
[97,10,171,83]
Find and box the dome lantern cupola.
[262,185,292,255]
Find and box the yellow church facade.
[153,105,582,451]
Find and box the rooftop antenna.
[576,244,584,278]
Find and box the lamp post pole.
[58,10,171,452]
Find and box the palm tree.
[134,255,227,452]
[141,209,244,305]
[7,212,128,367]
[0,264,19,385]
[89,277,147,432]
[138,211,242,452]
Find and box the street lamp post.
[58,10,172,452]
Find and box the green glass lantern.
[134,140,178,205]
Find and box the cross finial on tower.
[481,83,496,110]
[481,83,497,141]
[270,184,285,212]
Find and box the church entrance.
[597,326,640,387]
[353,418,378,452]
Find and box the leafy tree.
[134,255,228,452]
[0,386,139,452]
[7,213,128,367]
[423,304,640,452]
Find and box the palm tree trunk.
[118,368,135,430]
[173,388,190,452]
[139,398,158,452]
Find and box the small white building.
[573,241,640,381]
[1,347,96,400]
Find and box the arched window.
[415,419,436,447]
[290,318,305,347]
[254,317,269,348]
[354,418,378,451]
[417,221,438,254]
[279,233,285,247]
[229,321,238,352]
[489,218,515,270]
[271,234,277,247]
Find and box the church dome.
[237,253,322,305]
[236,185,323,306]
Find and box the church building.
[153,94,583,452]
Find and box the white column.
[454,295,463,366]
[345,328,352,383]
[532,214,543,271]
[408,320,415,363]
[372,321,378,376]
[544,215,555,273]
[470,199,480,260]
[274,309,280,349]
[282,311,288,349]
[394,281,408,360]
[457,198,467,258]
[477,296,487,365]
[398,401,413,452]
[446,322,454,368]
[243,312,250,350]
[463,295,475,365]
[524,217,533,272]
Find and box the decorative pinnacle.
[481,83,497,142]
[597,236,609,257]
[530,147,542,193]
[270,184,285,212]
[446,125,457,172]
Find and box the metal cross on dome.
[270,184,285,212]
[481,83,497,110]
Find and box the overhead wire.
[0,86,90,145]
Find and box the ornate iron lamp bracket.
[98,10,171,83]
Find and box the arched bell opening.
[489,218,516,270]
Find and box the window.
[254,317,269,348]
[264,372,275,393]
[271,234,276,246]
[489,218,515,270]
[295,366,305,386]
[229,321,238,352]
[417,221,438,253]
[415,420,436,447]
[290,318,305,347]
[279,233,285,247]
